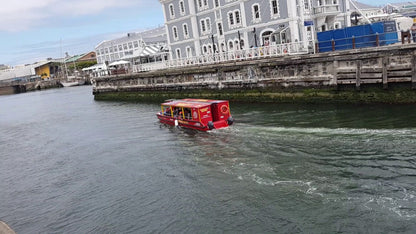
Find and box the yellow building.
[34,61,60,79]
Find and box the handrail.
[133,40,315,73]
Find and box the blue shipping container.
[317,21,398,52]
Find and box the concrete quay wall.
[93,44,416,103]
[0,80,62,96]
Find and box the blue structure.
[317,21,398,52]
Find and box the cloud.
[0,0,145,32]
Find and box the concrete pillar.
[356,60,362,90]
[188,0,201,56]
[382,57,388,89]
[287,0,300,43]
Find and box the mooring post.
[382,57,388,89]
[333,60,339,88]
[352,36,356,49]
[356,60,362,90]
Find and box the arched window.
[179,1,185,15]
[169,4,175,18]
[172,26,178,41]
[176,48,181,59]
[228,41,234,50]
[183,24,189,38]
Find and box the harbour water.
[1,86,416,233]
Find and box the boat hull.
[157,114,210,131]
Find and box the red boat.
[157,99,234,131]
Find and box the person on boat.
[164,107,171,116]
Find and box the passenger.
[164,107,171,116]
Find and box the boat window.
[183,108,192,120]
[162,106,172,116]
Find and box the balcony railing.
[313,4,340,15]
[133,41,315,73]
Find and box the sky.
[0,0,410,66]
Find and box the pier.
[93,43,416,103]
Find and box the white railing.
[313,5,340,14]
[134,41,315,73]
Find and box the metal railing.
[133,40,315,73]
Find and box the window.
[334,22,341,29]
[123,44,128,50]
[200,18,211,34]
[179,1,185,15]
[252,4,261,21]
[128,42,133,49]
[176,48,181,58]
[114,46,118,52]
[133,41,139,48]
[217,23,223,36]
[198,0,208,10]
[228,41,234,50]
[183,24,189,38]
[201,20,206,32]
[206,18,211,31]
[214,0,219,7]
[186,47,192,58]
[172,26,178,40]
[118,45,122,51]
[235,10,240,24]
[229,12,234,25]
[169,4,175,18]
[109,46,113,53]
[270,0,279,17]
[228,10,242,28]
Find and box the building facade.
[95,27,168,65]
[160,0,356,60]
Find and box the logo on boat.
[193,111,198,119]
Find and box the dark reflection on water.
[1,87,416,233]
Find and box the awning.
[139,45,160,56]
[82,63,107,71]
[108,60,130,66]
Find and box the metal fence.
[133,40,315,73]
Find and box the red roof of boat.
[161,99,228,108]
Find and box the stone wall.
[93,43,416,103]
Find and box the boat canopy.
[161,99,227,109]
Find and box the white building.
[95,27,168,65]
[159,0,363,60]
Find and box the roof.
[351,1,380,10]
[161,99,227,108]
[65,54,85,63]
[95,26,167,50]
[139,45,161,56]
